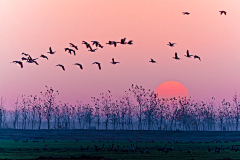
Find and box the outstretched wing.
[98,63,101,70]
[19,62,23,68]
[79,64,83,69]
[34,61,39,65]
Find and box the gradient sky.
[0,0,240,109]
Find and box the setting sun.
[155,81,189,99]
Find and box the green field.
[1,140,240,159]
[0,130,240,159]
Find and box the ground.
[0,129,240,159]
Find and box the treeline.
[0,85,239,131]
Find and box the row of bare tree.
[0,85,239,131]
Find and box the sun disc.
[155,81,189,100]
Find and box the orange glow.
[155,81,189,99]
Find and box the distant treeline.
[0,85,239,131]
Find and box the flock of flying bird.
[11,38,132,70]
[11,10,227,70]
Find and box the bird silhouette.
[65,48,76,55]
[106,41,113,45]
[118,38,126,44]
[173,52,181,60]
[47,47,56,54]
[21,57,28,61]
[149,58,157,63]
[182,12,190,15]
[184,50,193,58]
[219,11,227,15]
[11,61,23,68]
[127,40,133,45]
[56,64,65,71]
[73,63,83,69]
[40,54,48,60]
[22,52,29,56]
[98,44,104,48]
[82,41,92,50]
[91,41,100,47]
[167,42,176,47]
[88,48,98,52]
[194,55,201,61]
[106,41,118,47]
[82,41,88,45]
[112,41,118,47]
[110,58,120,64]
[92,62,101,70]
[69,43,78,50]
[27,56,39,65]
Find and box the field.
[1,130,240,159]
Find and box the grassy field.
[0,130,240,159]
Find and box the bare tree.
[92,97,102,130]
[233,93,240,131]
[83,104,94,129]
[130,84,150,130]
[41,86,59,130]
[0,97,6,129]
[12,98,20,129]
[76,100,84,129]
[100,91,112,130]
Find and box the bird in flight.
[92,41,103,48]
[73,63,83,69]
[112,41,118,47]
[47,47,56,54]
[106,41,118,47]
[167,42,176,47]
[82,41,88,45]
[98,44,104,48]
[149,58,157,63]
[40,54,48,60]
[11,61,23,68]
[118,38,127,44]
[27,56,39,65]
[194,55,201,61]
[106,41,113,45]
[182,12,190,15]
[127,40,133,45]
[219,11,227,15]
[92,62,101,70]
[110,58,120,64]
[65,48,76,56]
[184,50,193,58]
[21,57,28,61]
[91,41,100,47]
[88,48,98,52]
[69,43,78,50]
[173,52,181,60]
[56,64,65,71]
[22,52,29,56]
[82,41,92,50]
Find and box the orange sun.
[155,81,189,99]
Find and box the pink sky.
[0,0,240,109]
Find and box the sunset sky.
[0,0,240,109]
